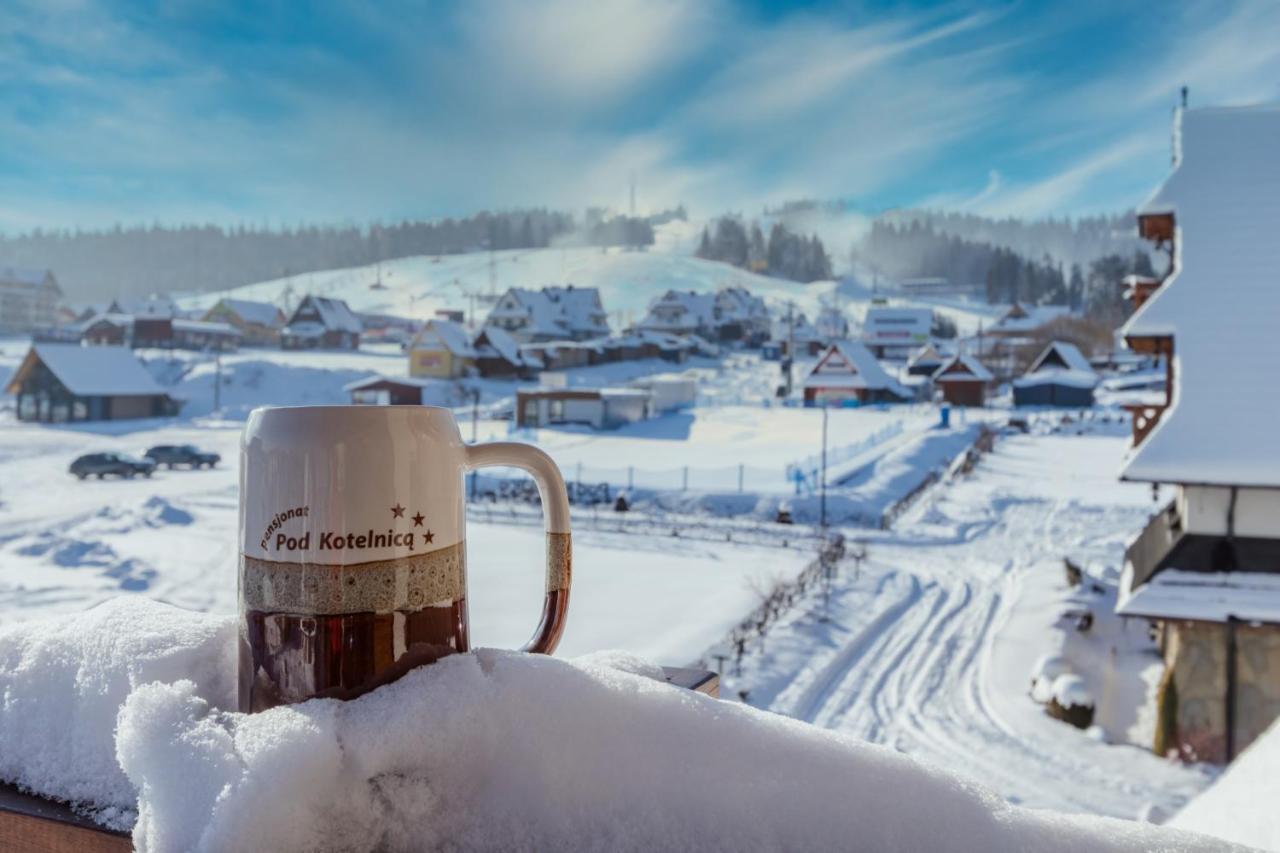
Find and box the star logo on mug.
[412,512,425,527]
[391,503,405,519]
[423,530,435,544]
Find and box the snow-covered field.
[717,425,1217,820]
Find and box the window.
[549,399,565,422]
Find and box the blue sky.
[3,0,1280,232]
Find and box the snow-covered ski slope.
[718,429,1216,819]
[178,223,1000,336]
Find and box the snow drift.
[0,598,1245,852]
[1171,715,1280,850]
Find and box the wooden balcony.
[1138,211,1175,247]
[1121,275,1162,312]
[1123,403,1167,446]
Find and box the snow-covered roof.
[639,289,717,333]
[0,266,58,291]
[1121,106,1280,487]
[803,341,908,396]
[1117,569,1280,624]
[991,303,1070,334]
[1012,370,1098,390]
[212,298,283,327]
[474,326,526,365]
[342,374,435,392]
[907,343,944,367]
[408,319,476,357]
[487,286,609,338]
[933,353,993,383]
[109,295,177,318]
[1028,341,1093,375]
[861,306,932,344]
[287,295,362,334]
[172,319,239,336]
[6,344,168,397]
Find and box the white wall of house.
[1176,485,1280,538]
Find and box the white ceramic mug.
[237,405,571,712]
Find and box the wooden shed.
[932,353,993,407]
[4,344,179,423]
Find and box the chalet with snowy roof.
[861,306,932,360]
[906,343,946,376]
[281,295,362,350]
[80,313,133,347]
[80,312,239,351]
[932,353,992,407]
[107,295,178,319]
[407,319,476,379]
[519,341,593,372]
[202,298,285,347]
[484,286,609,343]
[0,267,62,333]
[801,341,909,406]
[344,374,435,406]
[987,302,1070,338]
[713,286,770,343]
[4,344,179,422]
[638,287,768,344]
[1012,341,1098,408]
[770,312,825,357]
[472,326,536,379]
[1113,105,1280,765]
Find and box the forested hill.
[0,209,658,303]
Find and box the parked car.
[144,444,221,469]
[69,452,157,480]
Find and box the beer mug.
[237,405,571,712]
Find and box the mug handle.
[465,442,571,654]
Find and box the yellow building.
[407,319,476,379]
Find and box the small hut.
[1013,341,1097,407]
[932,353,993,407]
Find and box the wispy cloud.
[1,0,1278,231]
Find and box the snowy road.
[721,430,1215,818]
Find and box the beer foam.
[240,541,466,614]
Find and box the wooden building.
[906,343,946,376]
[932,353,992,407]
[281,295,362,350]
[0,268,62,333]
[801,341,910,406]
[1115,105,1280,765]
[4,344,178,422]
[344,375,433,406]
[472,326,535,378]
[1012,341,1097,408]
[202,298,285,347]
[407,320,476,379]
[515,387,651,430]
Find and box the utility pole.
[213,347,222,413]
[820,402,829,529]
[468,387,480,501]
[784,300,796,397]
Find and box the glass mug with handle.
[238,405,571,712]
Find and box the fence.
[465,501,830,550]
[784,420,905,490]
[474,460,790,497]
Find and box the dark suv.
[144,444,221,469]
[70,452,157,480]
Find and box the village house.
[638,287,769,344]
[905,342,946,376]
[406,319,476,379]
[202,298,286,347]
[358,312,420,346]
[932,352,993,407]
[107,295,178,318]
[0,267,62,333]
[861,305,932,360]
[770,311,825,357]
[4,343,179,422]
[80,313,239,351]
[484,286,609,343]
[1012,341,1098,408]
[344,375,435,406]
[986,302,1071,338]
[280,295,362,350]
[801,340,909,406]
[515,386,652,430]
[1113,105,1280,765]
[472,326,537,379]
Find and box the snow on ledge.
[1116,569,1280,624]
[0,598,1242,852]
